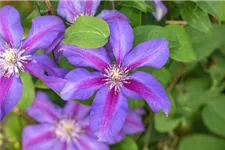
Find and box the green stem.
[143,111,154,150]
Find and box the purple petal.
[62,45,111,71]
[106,132,125,145]
[63,102,90,120]
[61,68,104,101]
[26,91,61,123]
[152,0,168,21]
[0,6,23,47]
[124,71,170,115]
[109,20,134,65]
[52,141,78,150]
[75,134,109,150]
[46,33,64,54]
[97,10,129,23]
[79,0,101,16]
[25,55,68,92]
[0,75,22,121]
[57,0,82,23]
[90,86,129,142]
[22,16,65,55]
[124,39,169,70]
[32,54,68,77]
[23,124,56,150]
[122,109,145,134]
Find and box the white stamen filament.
[54,118,83,143]
[0,44,31,78]
[103,64,130,92]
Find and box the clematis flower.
[152,0,168,21]
[0,6,66,121]
[23,91,144,149]
[59,19,170,141]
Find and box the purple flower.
[152,0,168,21]
[59,19,170,141]
[57,0,128,24]
[23,91,109,150]
[0,6,66,121]
[23,91,144,149]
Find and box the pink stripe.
[34,101,58,120]
[0,76,13,105]
[127,49,158,70]
[25,131,54,147]
[124,79,158,100]
[23,24,58,53]
[101,88,119,135]
[74,49,108,71]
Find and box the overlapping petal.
[122,109,145,134]
[22,16,65,55]
[152,0,168,21]
[75,134,109,150]
[26,91,61,123]
[97,10,129,23]
[23,124,56,150]
[0,6,23,47]
[79,0,101,16]
[52,141,78,150]
[57,0,82,23]
[124,71,170,115]
[61,68,105,101]
[124,39,169,70]
[62,45,111,71]
[0,37,4,50]
[0,75,22,121]
[109,20,134,65]
[90,86,128,142]
[25,54,68,92]
[63,102,90,120]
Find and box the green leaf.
[202,96,225,137]
[186,24,225,61]
[129,99,146,109]
[63,16,110,48]
[154,94,183,132]
[166,24,196,62]
[120,7,142,27]
[180,2,212,33]
[111,136,138,150]
[17,72,35,109]
[198,1,225,22]
[120,1,147,12]
[26,10,40,21]
[178,134,225,150]
[133,25,196,62]
[35,79,49,90]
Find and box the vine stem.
[111,0,115,9]
[45,0,54,15]
[143,110,154,150]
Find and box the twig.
[166,20,188,26]
[111,0,115,9]
[167,64,185,92]
[143,111,154,150]
[45,0,54,15]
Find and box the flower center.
[104,64,129,92]
[54,119,83,143]
[0,44,31,77]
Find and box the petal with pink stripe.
[90,85,128,142]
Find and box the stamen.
[0,43,32,77]
[54,118,83,143]
[103,64,130,92]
